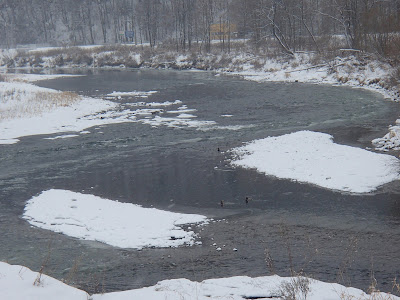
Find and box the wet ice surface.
[1,69,400,293]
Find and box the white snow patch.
[200,124,256,131]
[23,189,207,249]
[140,115,216,129]
[1,261,399,300]
[176,113,197,119]
[167,108,197,114]
[5,74,83,83]
[146,100,182,107]
[0,139,19,144]
[231,131,400,193]
[44,134,79,140]
[0,94,130,144]
[92,275,399,300]
[107,91,158,98]
[373,121,400,151]
[0,80,141,144]
[0,262,88,300]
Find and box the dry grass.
[278,273,311,300]
[0,89,80,121]
[33,242,52,287]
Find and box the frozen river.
[1,69,399,293]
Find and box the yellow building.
[210,23,237,40]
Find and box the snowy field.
[1,262,399,300]
[231,131,400,193]
[23,189,207,249]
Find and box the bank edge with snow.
[1,262,399,300]
[23,189,207,249]
[231,131,400,193]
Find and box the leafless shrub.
[63,256,82,286]
[337,276,400,300]
[265,247,275,274]
[53,55,65,67]
[278,274,311,300]
[84,271,106,295]
[279,223,294,275]
[252,58,265,70]
[29,55,43,67]
[391,278,400,296]
[336,236,359,287]
[33,242,52,286]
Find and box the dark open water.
[0,69,399,294]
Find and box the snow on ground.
[0,262,88,300]
[23,189,207,249]
[2,262,399,300]
[0,81,130,144]
[230,131,400,193]
[373,120,400,151]
[4,73,83,83]
[233,54,397,100]
[0,77,240,144]
[92,275,400,300]
[227,53,400,151]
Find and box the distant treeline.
[1,0,399,58]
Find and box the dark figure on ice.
[217,147,220,152]
[220,200,224,207]
[245,197,249,205]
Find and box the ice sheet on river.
[23,189,207,249]
[231,131,400,193]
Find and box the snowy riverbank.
[2,261,399,300]
[0,73,246,144]
[2,46,399,150]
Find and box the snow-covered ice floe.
[107,90,158,98]
[140,115,217,128]
[23,189,207,249]
[2,262,399,300]
[43,134,80,140]
[231,131,400,193]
